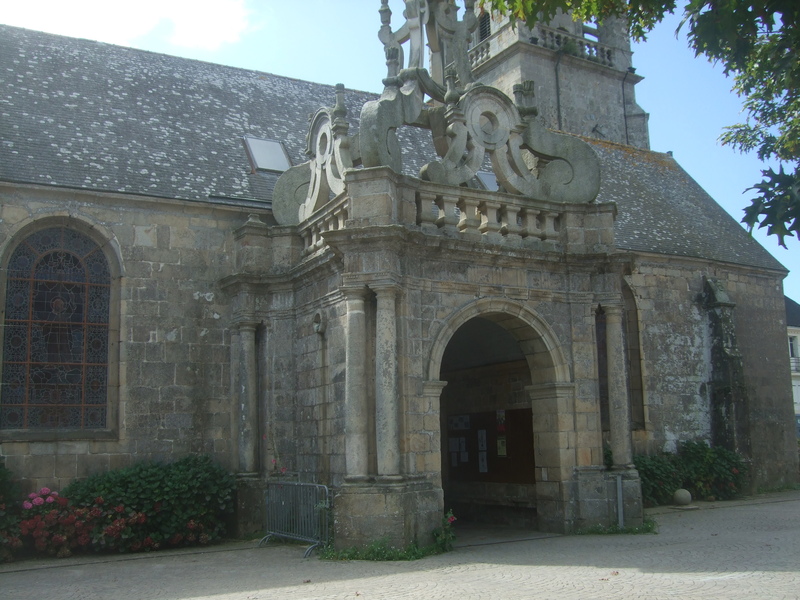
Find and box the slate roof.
[0,24,785,272]
[786,296,800,327]
[589,140,784,270]
[0,25,433,204]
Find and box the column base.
[548,467,643,533]
[333,480,443,550]
[231,475,267,539]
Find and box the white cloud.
[2,0,251,51]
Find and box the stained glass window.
[2,228,110,430]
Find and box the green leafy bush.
[633,453,683,507]
[62,454,235,551]
[432,509,457,552]
[0,463,22,561]
[634,441,747,507]
[676,441,746,501]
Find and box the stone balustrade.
[533,25,614,68]
[299,194,349,256]
[294,167,624,259]
[468,40,491,69]
[468,24,616,72]
[415,186,562,242]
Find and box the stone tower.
[469,10,650,149]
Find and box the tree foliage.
[479,0,800,246]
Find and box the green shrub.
[62,454,235,551]
[633,453,682,507]
[634,441,747,506]
[676,441,746,501]
[0,463,22,561]
[431,509,457,552]
[578,515,659,535]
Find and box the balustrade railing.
[534,25,614,67]
[299,194,349,256]
[468,40,491,69]
[415,187,561,241]
[791,356,800,373]
[299,178,565,256]
[468,24,616,70]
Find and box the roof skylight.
[242,136,292,173]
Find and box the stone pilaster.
[604,304,633,468]
[236,321,260,474]
[374,285,401,480]
[344,287,369,481]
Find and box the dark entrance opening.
[439,316,537,527]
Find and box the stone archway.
[427,299,571,385]
[426,299,580,532]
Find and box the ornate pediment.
[272,0,600,226]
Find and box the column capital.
[371,281,402,297]
[602,303,624,319]
[341,285,369,300]
[525,382,576,401]
[422,380,448,398]
[602,304,625,323]
[233,319,262,332]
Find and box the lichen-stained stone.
[1,11,796,550]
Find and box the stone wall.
[626,254,798,486]
[0,182,258,492]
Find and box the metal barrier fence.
[258,481,330,557]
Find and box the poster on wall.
[478,429,487,451]
[497,435,507,457]
[478,451,488,473]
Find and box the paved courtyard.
[2,491,799,600]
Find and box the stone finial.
[444,67,461,106]
[383,46,401,87]
[332,83,349,136]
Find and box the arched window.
[1,227,111,430]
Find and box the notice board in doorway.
[446,407,535,484]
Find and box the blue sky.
[3,1,798,304]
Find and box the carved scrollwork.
[421,82,600,203]
[277,0,601,228]
[299,84,360,221]
[272,85,360,226]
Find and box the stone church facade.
[1,2,797,548]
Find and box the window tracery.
[1,227,110,430]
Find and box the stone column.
[344,288,369,481]
[604,304,633,468]
[237,321,260,474]
[374,285,401,480]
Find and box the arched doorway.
[439,316,537,525]
[429,301,573,530]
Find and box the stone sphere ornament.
[673,488,692,506]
